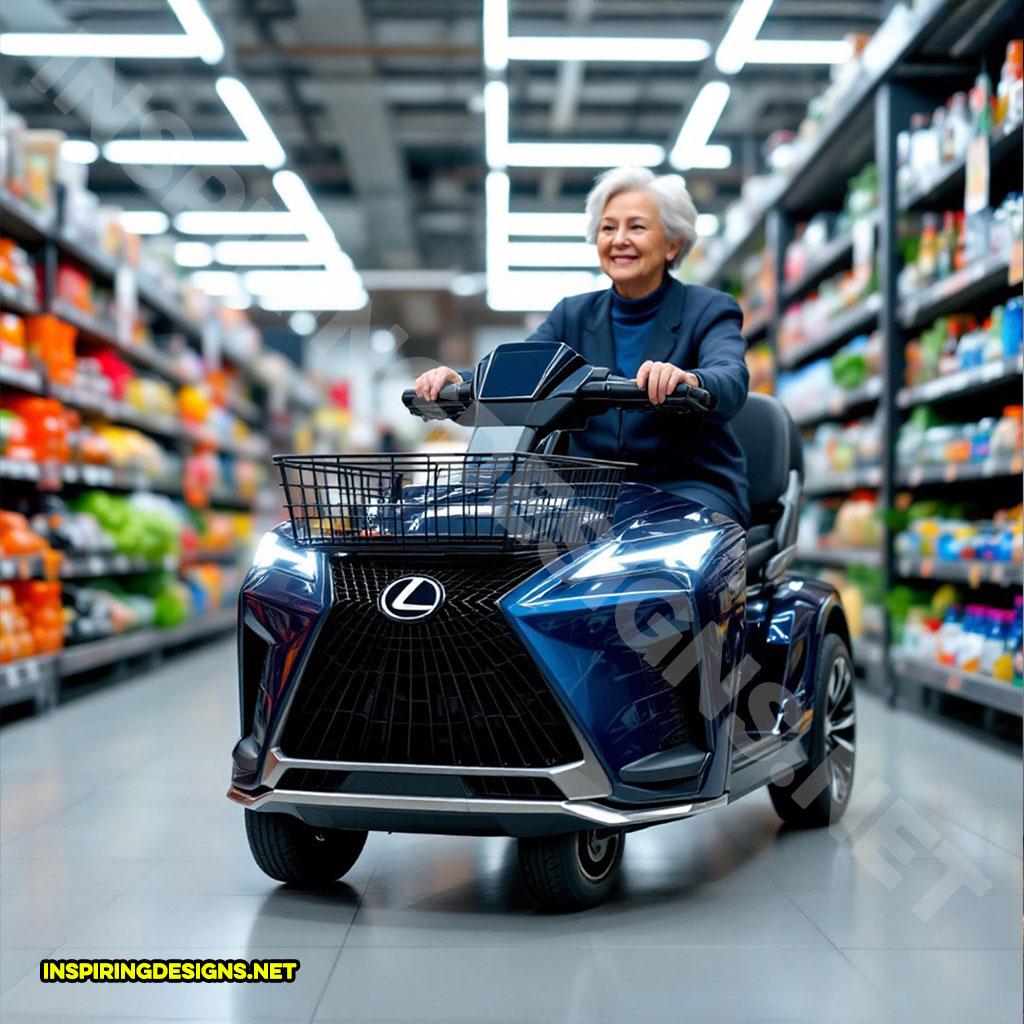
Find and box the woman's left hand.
[636,361,700,405]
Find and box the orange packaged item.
[4,397,71,463]
[26,315,76,385]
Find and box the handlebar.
[402,380,474,421]
[580,375,713,414]
[402,372,712,421]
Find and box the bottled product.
[995,41,1023,128]
[937,605,964,666]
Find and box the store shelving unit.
[890,650,1023,716]
[695,0,1024,717]
[0,186,270,713]
[796,546,884,568]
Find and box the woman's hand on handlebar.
[414,366,462,401]
[636,360,700,405]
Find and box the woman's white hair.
[584,166,697,269]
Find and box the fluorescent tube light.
[485,171,510,277]
[669,82,731,167]
[747,39,854,64]
[505,142,664,167]
[60,140,99,164]
[190,270,242,295]
[507,37,710,62]
[213,241,323,265]
[215,76,285,169]
[0,33,201,59]
[167,0,224,64]
[484,80,508,168]
[715,0,774,74]
[174,241,213,267]
[174,211,300,235]
[487,270,605,312]
[120,211,170,234]
[258,287,368,312]
[483,0,508,71]
[507,212,587,236]
[272,170,342,256]
[243,269,361,292]
[695,213,720,236]
[104,139,263,165]
[507,242,599,268]
[222,293,253,310]
[672,144,732,170]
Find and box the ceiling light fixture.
[214,76,285,169]
[669,82,731,168]
[213,241,323,266]
[120,211,170,234]
[507,37,710,62]
[505,142,664,167]
[173,211,300,235]
[746,39,854,64]
[483,80,508,168]
[715,0,774,75]
[507,212,588,236]
[190,270,243,295]
[174,241,214,267]
[0,33,202,59]
[507,242,599,268]
[103,139,264,165]
[60,139,100,164]
[482,0,508,71]
[167,0,224,64]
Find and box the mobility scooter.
[229,340,856,910]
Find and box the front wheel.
[245,809,367,887]
[769,633,855,828]
[518,829,624,911]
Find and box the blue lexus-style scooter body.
[229,340,855,908]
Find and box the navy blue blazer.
[526,277,750,525]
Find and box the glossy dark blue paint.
[232,485,848,814]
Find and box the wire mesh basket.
[274,452,627,552]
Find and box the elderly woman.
[415,166,750,526]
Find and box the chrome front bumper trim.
[228,785,729,828]
[259,743,613,801]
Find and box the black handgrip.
[580,376,713,413]
[402,380,474,421]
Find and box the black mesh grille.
[462,775,564,800]
[279,556,583,768]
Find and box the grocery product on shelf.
[897,404,1022,470]
[745,343,774,396]
[803,414,883,479]
[777,331,881,421]
[899,592,1022,687]
[895,503,1023,564]
[904,301,1023,388]
[799,492,881,552]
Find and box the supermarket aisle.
[1,639,1021,1024]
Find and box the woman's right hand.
[414,366,462,401]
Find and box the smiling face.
[596,189,680,299]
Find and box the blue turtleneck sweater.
[609,274,671,379]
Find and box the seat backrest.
[732,393,804,583]
[732,392,803,509]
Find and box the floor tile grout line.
[913,801,1023,859]
[307,843,387,1023]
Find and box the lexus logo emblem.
[378,575,446,622]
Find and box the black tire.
[518,829,624,911]
[245,809,367,886]
[769,632,855,828]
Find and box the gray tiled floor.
[1,638,1020,1023]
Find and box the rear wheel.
[769,633,855,827]
[518,829,624,911]
[245,809,367,886]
